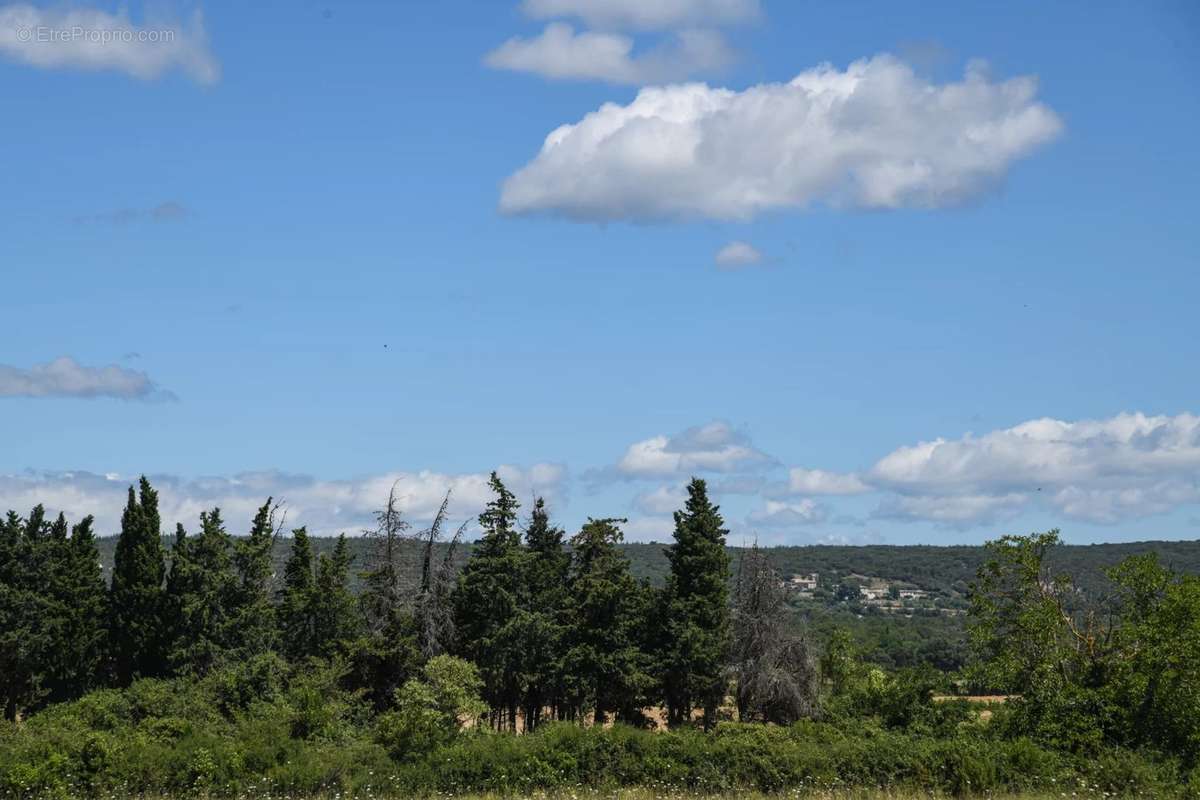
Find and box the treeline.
[1,474,814,730]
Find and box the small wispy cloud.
[0,4,219,84]
[485,23,733,85]
[714,240,764,269]
[0,357,176,401]
[487,0,754,85]
[519,0,761,31]
[73,200,189,225]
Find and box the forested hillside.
[94,535,1200,593]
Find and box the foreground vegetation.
[2,475,1198,798]
[1,661,1192,798]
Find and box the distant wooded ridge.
[94,536,1200,595]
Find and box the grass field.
[208,791,1140,800]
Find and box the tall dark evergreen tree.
[108,477,167,684]
[42,515,107,704]
[230,499,279,658]
[453,472,526,729]
[277,528,361,662]
[277,527,317,661]
[167,508,237,674]
[517,497,570,729]
[561,517,653,725]
[0,508,51,721]
[311,534,360,657]
[659,478,731,729]
[0,507,106,718]
[164,523,192,661]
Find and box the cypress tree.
[42,515,106,704]
[168,508,237,674]
[311,534,359,657]
[277,527,316,661]
[453,472,526,729]
[561,517,653,725]
[108,478,167,684]
[0,508,52,720]
[660,478,731,729]
[163,523,191,662]
[518,497,569,729]
[0,510,23,720]
[230,499,278,658]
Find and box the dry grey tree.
[413,492,465,659]
[359,482,463,655]
[732,542,821,723]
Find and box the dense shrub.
[2,694,1189,799]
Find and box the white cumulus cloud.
[500,54,1063,222]
[0,464,568,538]
[0,4,219,84]
[866,412,1200,525]
[604,420,775,480]
[0,357,174,401]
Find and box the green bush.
[374,655,487,760]
[1,675,1190,799]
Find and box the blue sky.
[1,0,1198,545]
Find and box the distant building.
[788,572,819,591]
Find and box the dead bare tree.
[414,491,464,658]
[360,482,411,634]
[732,542,821,723]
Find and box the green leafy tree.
[969,530,1114,753]
[1105,554,1200,761]
[453,472,527,729]
[108,477,167,684]
[821,628,865,696]
[376,654,487,758]
[659,478,731,729]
